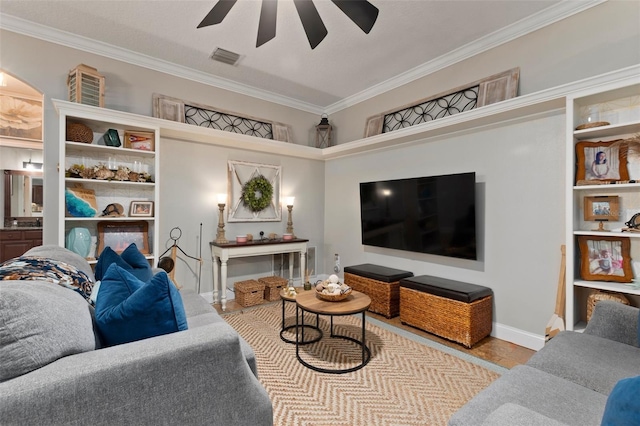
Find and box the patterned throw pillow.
[0,256,94,303]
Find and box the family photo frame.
[575,140,629,184]
[583,195,620,222]
[577,235,633,283]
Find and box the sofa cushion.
[94,243,153,283]
[482,403,567,426]
[0,281,95,382]
[527,331,640,395]
[601,376,640,426]
[448,365,606,426]
[95,264,188,346]
[0,256,94,303]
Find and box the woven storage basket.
[66,123,93,143]
[258,276,288,301]
[234,280,265,307]
[587,290,630,322]
[399,287,492,348]
[345,272,401,318]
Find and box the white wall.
[325,110,566,348]
[330,0,640,144]
[159,137,325,295]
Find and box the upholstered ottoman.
[344,264,413,318]
[399,275,493,348]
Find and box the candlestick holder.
[286,204,295,238]
[216,203,229,244]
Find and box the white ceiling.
[0,0,600,113]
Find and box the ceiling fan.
[198,0,379,49]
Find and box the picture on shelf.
[129,201,153,217]
[575,140,629,184]
[124,130,154,151]
[97,221,149,255]
[584,196,620,222]
[577,235,633,283]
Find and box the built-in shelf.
[574,280,640,296]
[573,231,640,238]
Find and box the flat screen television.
[359,172,477,260]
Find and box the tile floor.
[214,298,535,369]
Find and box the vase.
[66,227,92,258]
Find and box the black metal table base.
[295,307,371,374]
[280,298,322,344]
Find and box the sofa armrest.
[584,300,639,347]
[0,323,273,426]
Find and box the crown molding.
[2,0,604,116]
[0,15,324,115]
[324,0,606,115]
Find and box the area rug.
[223,302,505,426]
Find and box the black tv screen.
[359,172,477,260]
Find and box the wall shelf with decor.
[54,100,160,267]
[565,79,640,332]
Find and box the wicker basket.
[345,272,401,318]
[258,276,288,301]
[399,287,492,348]
[234,280,265,307]
[66,123,93,143]
[316,284,352,302]
[587,290,630,322]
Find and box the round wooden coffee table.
[295,290,372,374]
[279,287,322,344]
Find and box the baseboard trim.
[492,322,545,351]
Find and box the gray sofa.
[0,245,273,426]
[449,300,640,426]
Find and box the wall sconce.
[315,114,332,148]
[216,193,229,244]
[23,161,43,170]
[285,197,296,238]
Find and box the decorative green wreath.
[241,175,273,212]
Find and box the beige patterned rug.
[223,302,504,426]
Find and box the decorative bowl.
[236,235,247,243]
[315,281,352,302]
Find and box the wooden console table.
[210,238,308,311]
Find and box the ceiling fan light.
[210,48,241,65]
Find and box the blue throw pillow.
[94,264,188,347]
[94,243,152,282]
[601,375,640,425]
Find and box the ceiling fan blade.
[331,0,379,34]
[256,0,278,47]
[293,0,328,49]
[197,0,238,28]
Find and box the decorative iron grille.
[383,86,479,133]
[184,104,274,139]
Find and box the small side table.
[280,287,322,345]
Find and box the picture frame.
[575,140,629,184]
[129,201,154,217]
[0,94,43,142]
[584,196,620,221]
[97,221,149,255]
[577,235,633,282]
[123,130,155,151]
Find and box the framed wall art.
[228,160,281,222]
[97,221,150,255]
[0,94,43,142]
[577,235,633,283]
[575,140,629,184]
